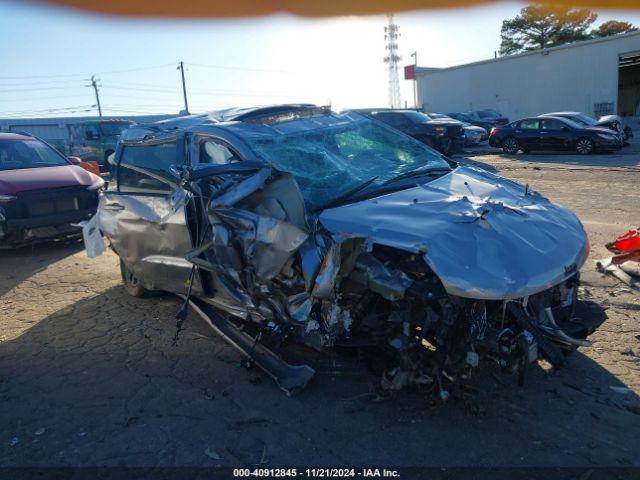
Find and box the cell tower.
[383,14,402,108]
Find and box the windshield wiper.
[312,175,379,213]
[380,167,452,187]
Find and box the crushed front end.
[171,162,605,396]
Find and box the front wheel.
[575,137,594,155]
[120,258,154,297]
[502,137,519,154]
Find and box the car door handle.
[103,203,125,211]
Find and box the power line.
[188,62,299,75]
[0,63,177,80]
[0,85,87,93]
[0,105,96,116]
[0,94,92,103]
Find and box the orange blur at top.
[33,0,640,18]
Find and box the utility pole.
[90,75,102,117]
[411,51,418,109]
[178,61,189,114]
[383,14,402,109]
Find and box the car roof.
[120,104,359,145]
[0,132,37,141]
[541,112,583,116]
[353,109,422,115]
[520,116,574,124]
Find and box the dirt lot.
[1,142,639,470]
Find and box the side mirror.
[67,156,83,165]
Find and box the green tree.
[592,20,638,37]
[499,5,597,55]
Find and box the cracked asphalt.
[1,142,639,468]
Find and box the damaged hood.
[319,166,588,300]
[0,165,95,195]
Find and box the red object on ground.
[607,228,640,253]
[78,160,101,176]
[606,228,640,265]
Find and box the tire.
[501,137,519,154]
[575,137,594,155]
[120,258,154,298]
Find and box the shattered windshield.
[241,114,449,210]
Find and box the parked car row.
[488,113,629,155]
[356,109,466,155]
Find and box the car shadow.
[0,289,638,467]
[0,239,85,297]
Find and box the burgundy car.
[0,132,104,248]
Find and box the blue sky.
[1,1,639,117]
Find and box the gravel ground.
[0,142,639,469]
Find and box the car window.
[519,119,540,129]
[541,119,565,130]
[118,141,179,194]
[199,139,241,165]
[85,125,101,140]
[0,139,68,171]
[374,113,405,127]
[477,109,500,118]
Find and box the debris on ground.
[597,227,640,290]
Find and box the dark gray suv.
[94,104,603,395]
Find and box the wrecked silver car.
[93,105,605,396]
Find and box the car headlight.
[87,176,105,191]
[597,133,615,140]
[0,194,16,204]
[434,127,446,135]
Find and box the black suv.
[359,110,465,155]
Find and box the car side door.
[514,118,542,149]
[540,118,570,151]
[100,134,203,295]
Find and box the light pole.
[90,75,102,117]
[178,61,189,115]
[410,51,418,109]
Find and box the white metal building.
[415,31,640,120]
[0,114,176,143]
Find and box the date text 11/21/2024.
[232,469,401,478]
